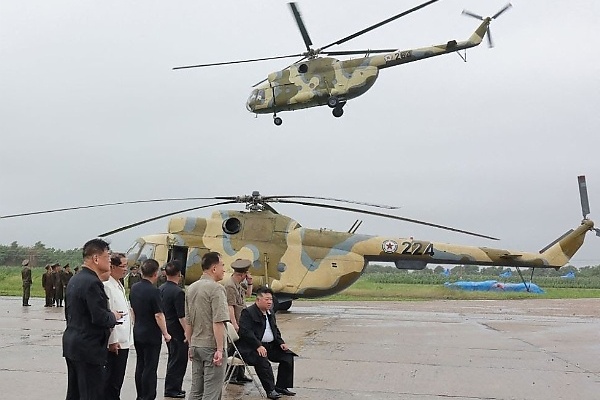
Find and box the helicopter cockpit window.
[137,243,156,263]
[298,63,308,73]
[246,89,266,111]
[222,217,242,234]
[126,241,142,262]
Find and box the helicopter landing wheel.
[273,116,283,126]
[332,106,344,118]
[327,96,339,108]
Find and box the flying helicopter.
[173,0,512,125]
[2,177,598,311]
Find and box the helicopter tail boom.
[369,19,491,71]
[538,220,594,267]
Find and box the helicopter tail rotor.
[577,175,600,236]
[462,3,512,48]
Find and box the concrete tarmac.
[1,296,599,399]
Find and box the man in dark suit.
[62,238,123,400]
[238,287,296,399]
[130,258,171,400]
[159,260,188,398]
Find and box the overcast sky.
[1,0,599,267]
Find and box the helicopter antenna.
[348,219,363,234]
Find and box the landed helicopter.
[174,0,512,125]
[2,177,598,311]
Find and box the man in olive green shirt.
[185,252,229,400]
[21,259,32,306]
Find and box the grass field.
[3,266,600,300]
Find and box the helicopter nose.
[246,95,256,112]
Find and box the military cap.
[22,259,29,266]
[51,262,60,267]
[231,258,252,272]
[64,263,70,268]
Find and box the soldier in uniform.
[127,265,141,290]
[224,258,254,385]
[54,263,65,307]
[21,259,32,306]
[63,264,73,296]
[42,265,54,307]
[155,266,167,288]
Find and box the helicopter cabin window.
[298,63,308,73]
[223,217,242,235]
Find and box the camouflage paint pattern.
[126,209,595,300]
[246,19,490,115]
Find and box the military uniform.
[21,260,32,306]
[155,268,167,288]
[42,266,54,307]
[54,264,65,307]
[223,259,253,384]
[127,268,141,290]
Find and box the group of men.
[20,259,74,307]
[61,238,296,400]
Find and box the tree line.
[0,241,83,268]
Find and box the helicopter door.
[168,245,189,277]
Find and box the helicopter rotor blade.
[578,175,591,219]
[266,195,400,210]
[0,196,238,220]
[275,199,499,240]
[461,10,484,20]
[252,55,307,87]
[98,200,237,237]
[323,49,399,56]
[487,27,494,48]
[173,53,304,70]
[492,3,513,19]
[289,2,313,51]
[320,0,440,52]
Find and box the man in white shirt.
[103,252,134,400]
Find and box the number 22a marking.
[401,242,434,256]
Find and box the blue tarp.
[444,280,544,293]
[499,270,512,278]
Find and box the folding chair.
[223,322,266,398]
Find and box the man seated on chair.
[237,287,296,399]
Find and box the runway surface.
[2,296,599,399]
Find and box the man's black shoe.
[237,376,253,383]
[275,387,296,396]
[228,378,244,385]
[164,392,186,398]
[266,390,282,399]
